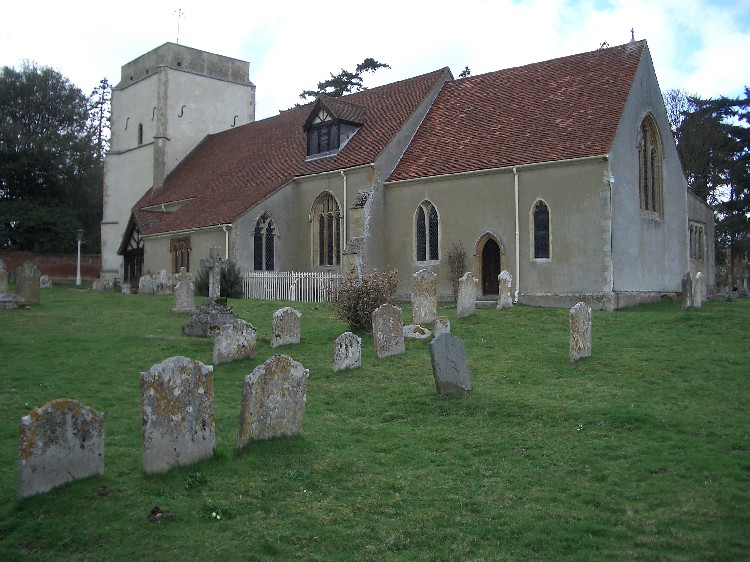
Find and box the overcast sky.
[3,0,749,120]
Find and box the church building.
[102,39,715,309]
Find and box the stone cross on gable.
[201,247,222,299]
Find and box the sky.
[2,0,749,120]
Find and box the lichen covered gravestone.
[693,271,704,308]
[154,269,173,296]
[429,333,473,395]
[140,356,214,474]
[172,267,195,313]
[16,262,41,305]
[333,332,362,372]
[411,269,437,324]
[213,318,257,365]
[138,274,155,295]
[18,399,104,498]
[372,303,405,358]
[456,272,477,318]
[497,270,513,310]
[237,354,309,447]
[569,301,592,363]
[92,278,113,292]
[682,271,693,310]
[271,307,302,348]
[433,316,451,337]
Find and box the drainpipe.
[513,166,520,303]
[340,170,347,242]
[222,225,230,260]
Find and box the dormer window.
[304,96,365,159]
[307,109,340,156]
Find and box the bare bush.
[336,269,398,332]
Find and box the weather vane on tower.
[175,8,185,44]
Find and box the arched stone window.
[638,114,663,214]
[532,200,550,259]
[415,200,439,262]
[253,213,275,271]
[312,193,341,267]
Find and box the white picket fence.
[242,271,343,302]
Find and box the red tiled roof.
[133,68,450,236]
[388,41,646,182]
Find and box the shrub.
[336,269,398,332]
[194,260,243,299]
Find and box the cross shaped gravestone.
[201,247,222,299]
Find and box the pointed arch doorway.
[477,234,504,297]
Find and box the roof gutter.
[140,223,234,240]
[514,166,520,303]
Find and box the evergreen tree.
[299,58,390,101]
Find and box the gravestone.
[333,332,362,372]
[237,354,309,447]
[18,399,104,498]
[121,283,132,294]
[154,270,172,295]
[456,272,477,318]
[172,267,195,313]
[141,356,214,474]
[213,318,257,365]
[682,271,693,310]
[429,333,473,395]
[372,303,405,358]
[497,270,513,310]
[1,293,25,309]
[39,275,52,288]
[0,259,8,294]
[271,307,302,348]
[92,278,113,292]
[138,274,155,295]
[433,316,451,337]
[201,247,223,299]
[16,262,41,305]
[404,324,432,339]
[412,269,437,324]
[693,271,704,309]
[569,302,592,363]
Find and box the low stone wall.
[0,252,101,284]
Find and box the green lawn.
[1,287,748,561]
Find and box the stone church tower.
[100,43,255,282]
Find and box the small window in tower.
[137,123,144,145]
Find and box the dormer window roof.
[304,96,365,159]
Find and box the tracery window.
[638,115,663,215]
[689,221,705,261]
[532,200,550,259]
[171,237,191,273]
[312,193,341,267]
[253,213,275,271]
[416,200,439,262]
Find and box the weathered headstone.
[92,278,113,292]
[429,333,473,395]
[172,267,195,313]
[1,293,25,309]
[39,275,52,288]
[682,271,693,310]
[138,274,155,295]
[18,399,104,498]
[412,269,437,324]
[333,332,362,372]
[271,307,302,348]
[372,303,405,358]
[693,271,704,309]
[404,324,432,339]
[237,354,309,447]
[182,297,238,338]
[201,247,222,299]
[16,262,41,305]
[456,272,477,318]
[154,269,173,295]
[121,283,132,294]
[140,356,214,474]
[497,270,513,310]
[0,259,8,294]
[569,301,592,363]
[213,318,257,365]
[433,316,451,337]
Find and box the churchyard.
[1,286,748,560]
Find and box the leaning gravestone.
[141,356,214,474]
[18,399,104,498]
[271,307,302,348]
[429,333,473,395]
[456,272,477,318]
[213,318,257,365]
[497,270,513,310]
[372,303,405,358]
[237,354,309,447]
[693,271,704,309]
[433,316,451,337]
[333,332,362,372]
[412,269,437,324]
[172,267,195,313]
[569,302,592,363]
[138,274,155,295]
[16,262,41,306]
[682,271,693,310]
[0,259,8,294]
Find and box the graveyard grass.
[1,288,748,561]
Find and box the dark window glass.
[416,206,426,261]
[429,206,439,260]
[533,202,550,259]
